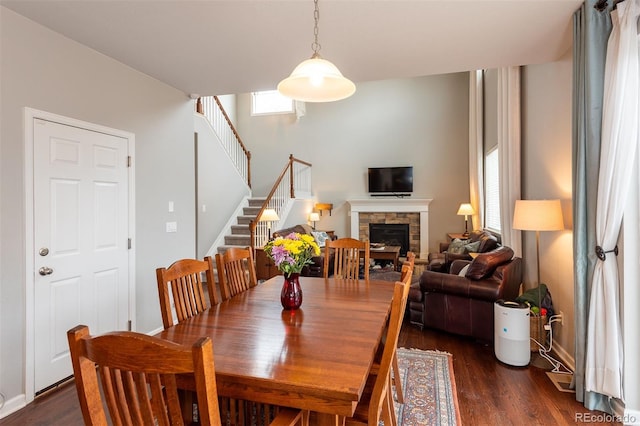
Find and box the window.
[485,147,501,231]
[251,90,294,115]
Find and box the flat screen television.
[368,166,413,195]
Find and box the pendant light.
[277,0,356,102]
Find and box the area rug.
[394,348,462,426]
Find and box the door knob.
[38,266,54,276]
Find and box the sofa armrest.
[439,242,450,252]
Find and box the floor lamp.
[512,199,564,305]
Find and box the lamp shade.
[277,55,356,103]
[259,209,280,222]
[457,203,475,216]
[513,200,564,231]
[309,212,320,222]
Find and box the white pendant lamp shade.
[278,54,356,102]
[277,0,355,103]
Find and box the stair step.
[237,215,256,225]
[243,206,261,216]
[225,235,251,246]
[248,198,266,207]
[217,245,249,254]
[231,225,250,235]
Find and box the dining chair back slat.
[156,256,218,329]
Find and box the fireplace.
[369,223,410,256]
[347,198,432,258]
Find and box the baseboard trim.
[0,393,27,420]
[551,338,575,372]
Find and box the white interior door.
[33,118,130,393]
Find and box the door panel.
[33,119,130,393]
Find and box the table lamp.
[513,199,564,310]
[457,203,475,237]
[309,212,320,230]
[259,209,280,240]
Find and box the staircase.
[197,96,312,256]
[216,198,266,253]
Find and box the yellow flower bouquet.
[264,232,321,277]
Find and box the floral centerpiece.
[264,232,320,310]
[264,232,321,277]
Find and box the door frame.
[23,107,136,403]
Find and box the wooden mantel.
[347,198,433,259]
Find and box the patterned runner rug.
[394,348,462,426]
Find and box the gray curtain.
[572,0,614,413]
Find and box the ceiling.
[1,0,581,97]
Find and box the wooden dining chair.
[403,251,416,274]
[156,256,219,330]
[324,238,370,280]
[345,279,411,426]
[391,261,414,405]
[215,247,258,301]
[67,325,305,426]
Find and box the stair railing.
[198,96,251,188]
[250,155,313,250]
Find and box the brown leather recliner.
[408,246,522,342]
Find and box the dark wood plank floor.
[0,320,619,425]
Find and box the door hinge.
[127,156,131,167]
[127,320,132,331]
[128,238,132,249]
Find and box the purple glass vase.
[281,273,303,310]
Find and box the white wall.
[0,7,196,408]
[236,74,472,253]
[521,49,575,362]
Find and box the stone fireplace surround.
[347,199,432,259]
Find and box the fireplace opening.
[369,223,410,257]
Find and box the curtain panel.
[497,67,522,257]
[586,0,639,401]
[469,70,485,231]
[571,0,614,413]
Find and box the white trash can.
[494,300,530,366]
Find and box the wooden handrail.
[212,97,250,159]
[249,155,313,252]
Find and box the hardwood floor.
[0,320,619,425]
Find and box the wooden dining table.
[157,275,396,426]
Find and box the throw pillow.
[466,246,515,279]
[464,241,481,253]
[458,264,470,277]
[312,231,330,248]
[447,238,469,255]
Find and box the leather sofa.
[427,229,499,272]
[409,246,522,342]
[272,224,335,277]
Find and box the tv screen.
[368,166,413,194]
